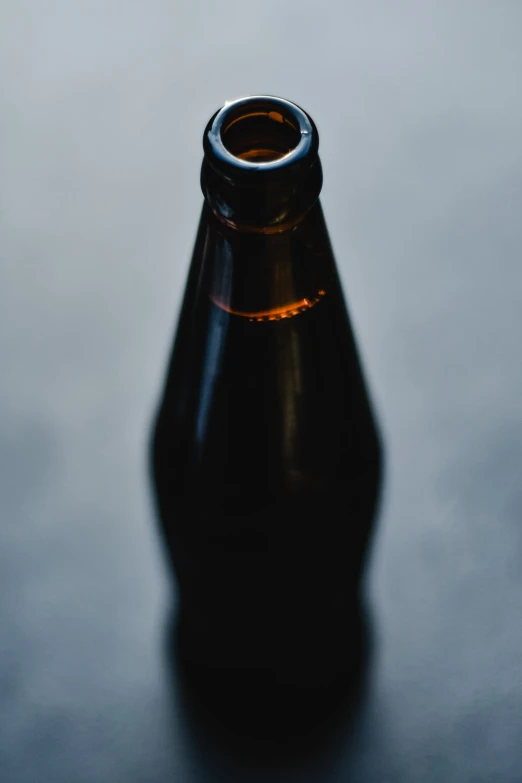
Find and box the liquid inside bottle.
[151,96,382,691]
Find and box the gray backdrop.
[1,2,522,781]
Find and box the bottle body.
[152,195,381,687]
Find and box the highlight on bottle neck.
[201,96,323,232]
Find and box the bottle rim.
[204,95,318,177]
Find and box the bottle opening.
[202,96,322,230]
[205,96,317,174]
[221,107,302,163]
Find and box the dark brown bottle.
[151,96,382,692]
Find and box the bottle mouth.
[201,95,322,231]
[205,96,317,174]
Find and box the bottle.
[151,96,382,695]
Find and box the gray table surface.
[2,2,522,781]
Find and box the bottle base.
[165,597,374,746]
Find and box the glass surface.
[151,99,382,690]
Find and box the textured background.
[1,2,522,781]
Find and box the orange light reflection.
[210,290,326,322]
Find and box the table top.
[2,2,522,781]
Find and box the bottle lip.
[204,95,318,178]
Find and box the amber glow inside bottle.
[151,96,382,694]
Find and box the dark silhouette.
[162,597,376,771]
[149,96,383,743]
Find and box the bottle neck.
[200,96,323,234]
[201,156,323,234]
[200,200,335,323]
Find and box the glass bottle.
[151,96,382,692]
